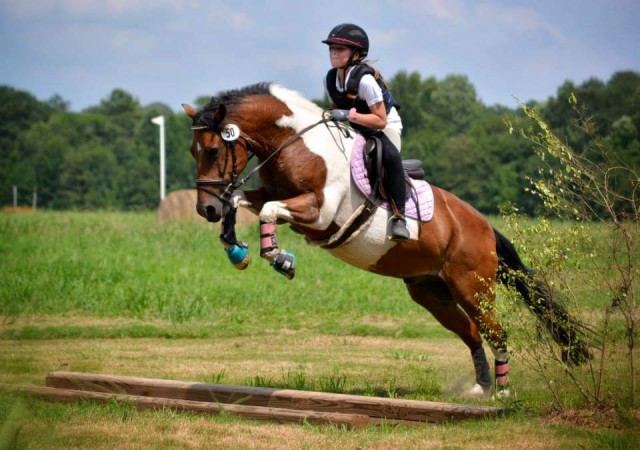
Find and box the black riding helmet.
[322,23,369,58]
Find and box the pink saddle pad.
[350,134,434,222]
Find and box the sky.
[1,0,639,112]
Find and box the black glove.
[329,109,350,121]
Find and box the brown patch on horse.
[291,222,341,241]
[370,187,496,280]
[234,95,329,226]
[192,91,329,229]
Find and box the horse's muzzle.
[196,199,227,223]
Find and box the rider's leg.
[382,127,402,151]
[379,133,410,241]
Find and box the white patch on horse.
[268,83,420,270]
[328,207,420,270]
[270,84,351,231]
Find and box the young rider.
[322,23,410,241]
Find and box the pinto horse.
[182,83,589,396]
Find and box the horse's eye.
[196,142,219,156]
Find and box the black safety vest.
[325,65,400,132]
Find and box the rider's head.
[322,23,369,67]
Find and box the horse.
[182,82,589,396]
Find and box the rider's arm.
[348,74,387,129]
[349,101,387,129]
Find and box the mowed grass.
[0,211,638,449]
[0,211,433,332]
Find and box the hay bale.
[157,189,257,227]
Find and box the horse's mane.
[205,83,272,111]
[193,82,273,130]
[192,82,323,130]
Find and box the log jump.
[0,372,504,428]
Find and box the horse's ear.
[182,103,196,119]
[214,104,226,123]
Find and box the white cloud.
[1,0,187,19]
[368,28,407,49]
[475,3,567,43]
[203,4,255,32]
[402,0,467,25]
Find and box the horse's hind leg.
[443,263,511,395]
[405,277,493,396]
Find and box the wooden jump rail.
[0,383,369,429]
[0,372,504,428]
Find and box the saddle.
[363,136,425,200]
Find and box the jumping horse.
[182,83,589,396]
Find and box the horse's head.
[182,102,255,222]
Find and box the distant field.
[0,211,637,449]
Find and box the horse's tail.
[493,228,591,365]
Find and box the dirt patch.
[541,407,637,430]
[1,206,36,213]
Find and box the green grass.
[0,211,420,328]
[1,211,638,448]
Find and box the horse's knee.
[259,201,291,222]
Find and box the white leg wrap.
[489,345,509,363]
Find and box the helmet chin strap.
[340,48,360,69]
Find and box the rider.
[322,23,410,241]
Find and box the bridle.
[192,125,258,206]
[192,117,338,207]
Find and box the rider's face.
[329,45,355,68]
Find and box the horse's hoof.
[467,383,491,397]
[225,243,250,270]
[271,251,295,280]
[493,388,511,400]
[234,255,250,270]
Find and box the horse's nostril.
[204,205,220,222]
[205,205,217,220]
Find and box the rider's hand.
[329,109,350,121]
[348,108,358,122]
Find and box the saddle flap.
[402,159,425,180]
[351,133,434,222]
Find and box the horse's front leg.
[259,192,321,280]
[219,188,269,270]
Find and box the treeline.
[1,70,638,214]
[0,88,194,210]
[390,71,640,214]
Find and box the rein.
[195,117,337,206]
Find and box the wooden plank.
[46,372,502,423]
[0,383,370,429]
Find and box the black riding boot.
[389,213,410,241]
[379,134,410,241]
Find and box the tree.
[85,89,144,136]
[57,143,118,209]
[0,86,55,205]
[504,99,640,409]
[428,74,482,135]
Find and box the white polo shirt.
[324,70,403,134]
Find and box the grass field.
[1,211,638,449]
